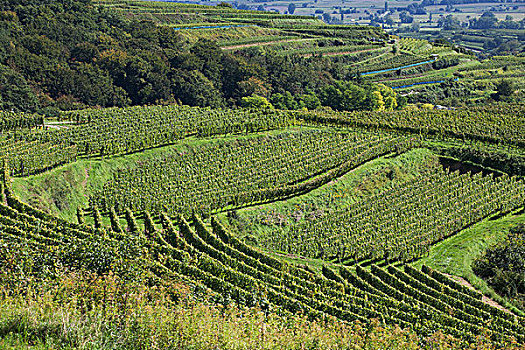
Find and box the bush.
[240,95,274,109]
[472,224,525,308]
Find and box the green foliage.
[0,271,492,350]
[268,169,524,262]
[124,208,139,236]
[288,3,296,15]
[0,0,396,112]
[0,110,42,132]
[0,137,77,177]
[26,105,298,159]
[173,69,224,108]
[319,82,399,112]
[91,129,408,217]
[240,94,273,109]
[271,91,297,110]
[472,224,525,308]
[299,104,525,147]
[493,80,515,101]
[1,140,525,344]
[109,206,123,234]
[76,207,85,225]
[92,205,103,229]
[272,91,321,110]
[433,142,525,177]
[0,64,39,112]
[143,211,156,239]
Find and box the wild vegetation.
[473,224,525,310]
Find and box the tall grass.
[0,271,507,350]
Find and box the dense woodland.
[0,0,401,115]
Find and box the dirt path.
[44,121,74,130]
[221,38,313,50]
[82,166,91,200]
[444,273,513,315]
[300,47,379,58]
[44,124,69,130]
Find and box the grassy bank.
[412,209,525,315]
[221,148,440,271]
[11,127,317,222]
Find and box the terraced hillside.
[0,1,524,348]
[97,0,524,107]
[1,102,524,348]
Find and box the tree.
[407,3,426,15]
[320,85,344,110]
[369,90,385,111]
[288,3,296,14]
[240,94,273,109]
[0,64,39,112]
[399,11,413,24]
[237,77,271,98]
[396,95,407,110]
[442,15,461,30]
[470,11,498,29]
[172,70,223,108]
[493,80,514,101]
[320,82,371,111]
[385,15,394,27]
[271,91,297,110]
[297,93,321,110]
[376,84,397,111]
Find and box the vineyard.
[2,100,524,346]
[90,128,412,216]
[28,106,298,157]
[0,0,524,348]
[1,169,524,345]
[299,104,525,147]
[265,168,524,262]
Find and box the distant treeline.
[422,0,524,5]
